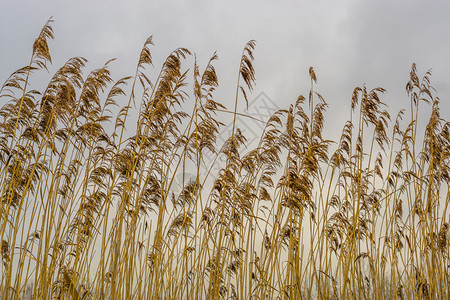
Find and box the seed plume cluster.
[1,19,449,299]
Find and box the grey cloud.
[1,0,449,132]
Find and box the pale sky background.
[1,0,449,284]
[1,0,449,143]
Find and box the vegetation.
[1,19,449,299]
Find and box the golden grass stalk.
[1,20,449,299]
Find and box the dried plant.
[1,19,449,300]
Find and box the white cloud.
[1,0,448,130]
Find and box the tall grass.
[1,19,449,299]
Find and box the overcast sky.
[1,0,449,141]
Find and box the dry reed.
[0,19,449,299]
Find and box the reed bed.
[1,19,449,299]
